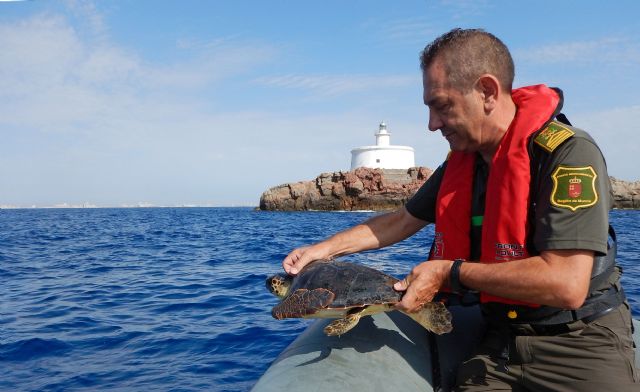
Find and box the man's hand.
[282,245,329,275]
[394,260,452,313]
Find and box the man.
[282,28,637,391]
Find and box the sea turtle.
[266,259,453,336]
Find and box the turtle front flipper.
[324,306,366,336]
[404,301,453,335]
[272,288,335,320]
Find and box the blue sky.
[1,1,639,207]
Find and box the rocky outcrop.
[610,177,640,209]
[260,169,640,211]
[259,167,433,211]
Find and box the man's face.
[422,59,485,153]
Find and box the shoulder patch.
[534,121,575,153]
[550,165,598,211]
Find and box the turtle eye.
[266,276,277,293]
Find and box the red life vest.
[431,84,560,305]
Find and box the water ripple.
[0,338,72,361]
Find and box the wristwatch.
[449,258,468,295]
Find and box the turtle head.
[266,273,293,298]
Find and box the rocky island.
[610,177,640,209]
[260,167,431,211]
[259,168,640,211]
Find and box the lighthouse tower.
[350,122,415,170]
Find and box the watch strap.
[450,258,467,294]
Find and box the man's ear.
[476,75,500,113]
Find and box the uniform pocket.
[589,305,638,382]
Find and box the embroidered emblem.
[534,121,575,153]
[550,166,598,211]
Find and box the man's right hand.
[282,245,329,276]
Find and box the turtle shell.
[270,260,453,336]
[288,260,401,309]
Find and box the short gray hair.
[420,28,514,92]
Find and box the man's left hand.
[394,259,453,313]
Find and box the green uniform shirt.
[406,125,612,257]
[409,124,637,389]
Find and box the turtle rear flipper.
[405,301,453,335]
[324,307,366,336]
[272,288,335,320]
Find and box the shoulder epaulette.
[534,121,575,153]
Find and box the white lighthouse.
[350,122,415,170]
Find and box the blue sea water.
[0,207,638,391]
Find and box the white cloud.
[0,13,425,206]
[0,12,277,132]
[254,73,418,96]
[0,12,286,205]
[439,0,490,20]
[378,17,437,43]
[515,37,640,66]
[366,1,491,46]
[0,7,434,206]
[64,0,109,43]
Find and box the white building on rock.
[350,122,415,170]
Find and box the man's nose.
[428,111,443,132]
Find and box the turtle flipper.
[272,288,335,320]
[405,301,453,335]
[324,308,365,336]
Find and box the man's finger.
[394,275,412,291]
[399,291,422,313]
[283,251,308,276]
[284,259,301,275]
